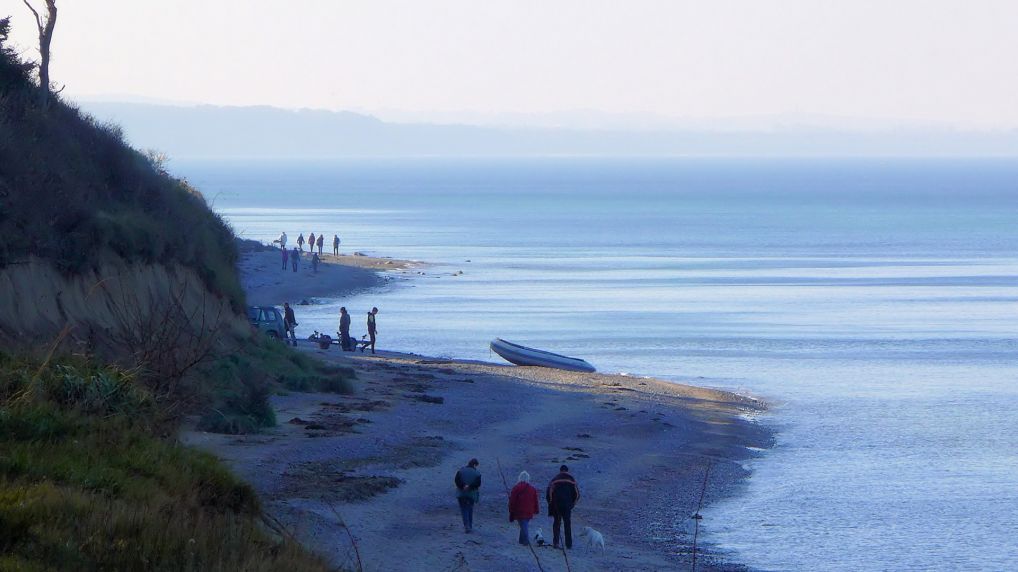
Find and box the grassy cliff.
[0,22,242,310]
[0,18,348,570]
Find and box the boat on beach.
[489,338,596,373]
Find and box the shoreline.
[236,240,421,307]
[193,248,773,570]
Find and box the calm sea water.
[180,158,1018,571]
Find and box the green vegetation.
[0,17,357,569]
[0,15,355,432]
[0,17,243,311]
[198,337,355,434]
[0,353,332,571]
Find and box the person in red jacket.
[508,470,540,546]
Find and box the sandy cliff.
[0,253,249,356]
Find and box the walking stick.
[690,460,712,572]
[496,458,546,572]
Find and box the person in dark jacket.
[308,232,316,255]
[546,464,580,549]
[366,307,378,354]
[332,234,340,256]
[454,459,482,533]
[338,307,352,351]
[509,470,540,545]
[283,302,298,347]
[316,234,324,255]
[281,246,289,270]
[297,233,305,251]
[291,247,300,272]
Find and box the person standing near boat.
[366,307,378,354]
[509,471,540,546]
[283,302,298,347]
[332,234,340,256]
[546,465,580,549]
[454,459,482,533]
[338,307,352,351]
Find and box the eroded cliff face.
[0,254,249,357]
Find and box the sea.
[179,158,1018,571]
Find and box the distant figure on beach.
[509,471,540,546]
[311,252,320,273]
[297,233,305,251]
[281,246,289,270]
[454,459,482,533]
[366,307,378,354]
[547,465,580,549]
[332,234,340,256]
[283,302,298,347]
[316,234,324,255]
[338,307,352,351]
[275,231,287,249]
[291,247,300,272]
[308,232,316,255]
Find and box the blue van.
[247,306,286,340]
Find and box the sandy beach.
[186,249,772,571]
[238,242,420,306]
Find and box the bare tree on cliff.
[21,0,57,106]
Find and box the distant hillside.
[82,101,1018,159]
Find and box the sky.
[6,0,1018,130]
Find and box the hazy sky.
[7,1,1018,128]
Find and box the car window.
[247,308,259,320]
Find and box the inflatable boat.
[489,338,596,373]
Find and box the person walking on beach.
[283,302,298,347]
[297,233,305,251]
[366,307,378,354]
[546,465,580,549]
[454,459,482,533]
[311,252,320,273]
[281,245,289,270]
[308,232,316,255]
[509,471,540,546]
[316,234,324,255]
[338,307,352,351]
[291,247,300,272]
[332,234,340,256]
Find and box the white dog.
[581,526,606,554]
[532,528,547,546]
